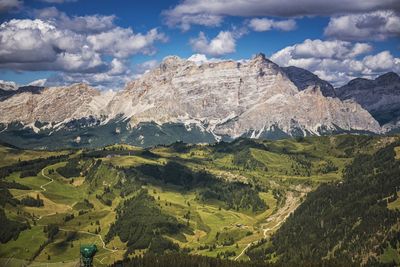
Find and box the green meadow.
[0,135,399,266]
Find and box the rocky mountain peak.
[250,53,277,67]
[375,72,400,85]
[253,52,267,61]
[0,54,387,143]
[282,66,336,97]
[160,55,185,71]
[346,78,369,88]
[336,72,400,126]
[0,80,18,91]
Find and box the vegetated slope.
[105,189,185,256]
[0,135,398,266]
[111,253,272,267]
[247,141,400,265]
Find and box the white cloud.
[87,28,167,58]
[187,53,224,65]
[291,39,373,60]
[325,10,400,41]
[45,59,159,90]
[190,31,236,57]
[46,71,131,90]
[163,0,399,29]
[270,39,400,86]
[0,18,166,69]
[34,7,116,33]
[363,51,398,71]
[165,13,223,31]
[108,58,127,75]
[0,19,104,72]
[0,8,167,89]
[134,59,158,73]
[249,18,296,31]
[0,0,22,13]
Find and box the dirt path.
[9,166,116,266]
[20,167,77,220]
[40,168,53,192]
[234,190,306,261]
[58,228,116,253]
[262,191,303,237]
[14,167,54,199]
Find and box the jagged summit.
[0,80,18,91]
[282,66,336,98]
[337,71,400,126]
[375,72,400,85]
[0,54,394,148]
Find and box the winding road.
[234,190,306,261]
[40,167,117,256]
[39,168,54,192]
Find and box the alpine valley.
[2,53,398,150]
[0,53,400,267]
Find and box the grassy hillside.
[246,140,400,266]
[0,135,398,266]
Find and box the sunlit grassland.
[2,135,395,264]
[144,183,278,258]
[0,145,69,167]
[0,225,47,260]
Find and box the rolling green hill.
[0,135,399,266]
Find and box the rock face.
[282,66,336,97]
[108,54,298,127]
[336,72,400,127]
[108,53,380,137]
[214,86,378,137]
[0,53,384,148]
[0,81,18,91]
[0,83,112,125]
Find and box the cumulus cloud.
[270,39,400,86]
[165,13,223,31]
[34,7,116,33]
[289,39,373,60]
[187,53,224,65]
[0,0,22,13]
[248,18,296,31]
[0,9,167,89]
[363,51,400,71]
[190,31,236,57]
[325,10,400,41]
[46,71,131,90]
[45,59,159,90]
[0,10,167,90]
[133,59,158,75]
[87,28,166,58]
[163,0,399,29]
[0,19,105,72]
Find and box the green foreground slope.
[0,135,398,266]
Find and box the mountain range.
[0,53,398,149]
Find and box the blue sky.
[0,0,399,88]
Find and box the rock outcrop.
[0,53,383,143]
[107,53,380,136]
[336,72,400,127]
[282,66,336,98]
[0,83,113,124]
